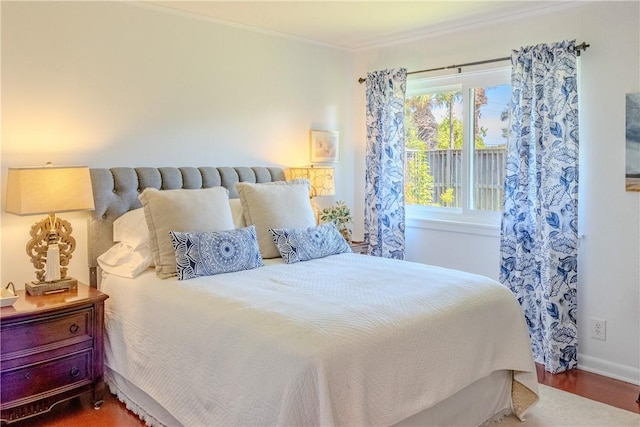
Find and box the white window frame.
[405,66,511,228]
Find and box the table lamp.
[288,166,335,223]
[5,163,94,295]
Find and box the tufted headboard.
[87,166,286,287]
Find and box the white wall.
[354,1,640,384]
[1,1,354,286]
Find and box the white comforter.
[101,253,538,426]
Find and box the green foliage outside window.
[404,88,491,208]
[439,188,455,207]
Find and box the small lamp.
[288,166,335,222]
[5,163,94,295]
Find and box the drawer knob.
[69,323,80,334]
[70,367,81,378]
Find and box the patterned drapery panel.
[364,68,407,259]
[500,40,579,373]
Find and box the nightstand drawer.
[1,350,92,403]
[1,308,93,355]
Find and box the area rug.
[497,384,640,426]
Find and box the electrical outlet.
[590,318,606,341]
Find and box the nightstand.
[0,283,108,424]
[349,241,369,255]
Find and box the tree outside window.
[404,76,509,213]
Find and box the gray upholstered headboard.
[87,166,286,287]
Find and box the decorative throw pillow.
[169,226,264,280]
[269,222,351,264]
[139,187,235,278]
[236,180,315,259]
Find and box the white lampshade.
[6,165,95,215]
[288,166,335,197]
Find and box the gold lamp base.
[26,277,78,296]
[26,213,76,283]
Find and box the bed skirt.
[106,367,514,427]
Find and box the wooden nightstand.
[0,283,108,424]
[349,241,369,255]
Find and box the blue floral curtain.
[364,68,407,259]
[500,40,579,373]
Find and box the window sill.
[405,215,501,237]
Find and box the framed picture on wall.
[310,130,339,163]
[626,92,640,191]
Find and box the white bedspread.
[101,253,538,426]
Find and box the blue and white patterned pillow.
[169,225,264,280]
[269,223,351,264]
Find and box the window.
[404,67,510,224]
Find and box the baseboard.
[578,353,640,385]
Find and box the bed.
[87,166,538,427]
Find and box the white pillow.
[113,208,149,249]
[229,198,246,228]
[97,242,152,278]
[139,187,235,278]
[236,181,316,259]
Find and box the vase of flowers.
[320,201,353,243]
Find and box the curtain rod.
[357,41,590,84]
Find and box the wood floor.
[5,365,640,426]
[535,364,640,414]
